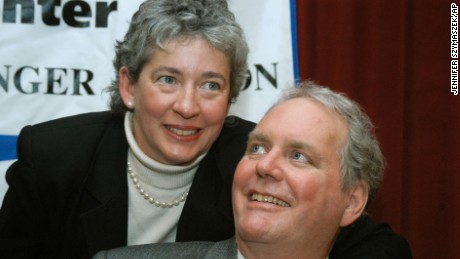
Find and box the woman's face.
[120,38,231,165]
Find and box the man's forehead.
[254,98,348,151]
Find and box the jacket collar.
[207,237,237,258]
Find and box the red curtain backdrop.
[296,0,460,258]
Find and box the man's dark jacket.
[93,217,413,259]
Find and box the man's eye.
[158,76,176,84]
[292,151,307,161]
[249,144,266,154]
[203,82,220,91]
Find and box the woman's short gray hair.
[106,0,249,114]
[272,81,385,208]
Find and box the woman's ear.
[339,182,369,227]
[119,66,135,109]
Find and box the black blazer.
[0,112,256,259]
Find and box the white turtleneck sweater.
[124,112,206,245]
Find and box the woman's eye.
[158,76,176,85]
[203,82,220,91]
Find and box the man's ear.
[339,182,369,227]
[119,66,135,107]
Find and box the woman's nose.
[172,86,200,119]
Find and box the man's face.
[233,97,354,251]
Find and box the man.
[94,82,412,258]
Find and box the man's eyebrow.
[290,140,312,150]
[248,131,269,143]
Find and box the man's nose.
[256,150,284,181]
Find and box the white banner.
[0,0,297,202]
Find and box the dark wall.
[296,0,460,257]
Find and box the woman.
[0,0,253,258]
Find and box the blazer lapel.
[176,119,251,242]
[176,148,235,241]
[79,115,129,256]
